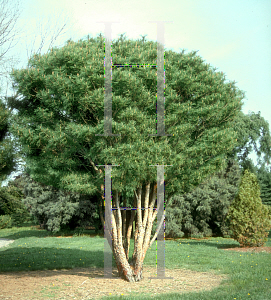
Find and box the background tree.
[0,98,18,182]
[163,157,242,239]
[0,0,78,187]
[0,0,81,231]
[0,175,33,228]
[5,33,246,282]
[0,0,25,183]
[228,110,271,177]
[0,2,102,234]
[254,159,271,207]
[0,0,24,84]
[9,171,102,232]
[0,98,37,230]
[225,169,271,247]
[163,109,271,239]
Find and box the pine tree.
[225,169,271,247]
[6,33,244,282]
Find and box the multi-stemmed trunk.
[97,180,171,282]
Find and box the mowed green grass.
[0,224,270,300]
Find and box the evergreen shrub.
[225,169,271,247]
[17,173,102,233]
[0,184,33,227]
[0,214,13,229]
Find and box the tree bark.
[95,175,173,282]
[111,182,157,282]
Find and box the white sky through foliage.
[1,0,270,187]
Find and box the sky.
[0,0,270,187]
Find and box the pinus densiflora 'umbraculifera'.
[225,169,271,247]
[6,34,245,282]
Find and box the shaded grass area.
[0,223,270,300]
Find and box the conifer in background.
[225,169,271,247]
[255,162,271,208]
[4,33,244,282]
[163,107,271,239]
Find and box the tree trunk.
[97,177,171,282]
[109,182,159,282]
[79,152,173,282]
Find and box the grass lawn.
[0,223,270,300]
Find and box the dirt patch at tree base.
[0,266,229,300]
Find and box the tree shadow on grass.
[0,245,120,274]
[0,226,104,240]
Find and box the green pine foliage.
[16,173,102,233]
[161,158,241,239]
[225,169,271,247]
[5,34,245,239]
